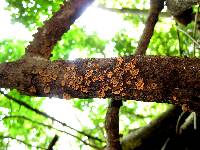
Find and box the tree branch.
[47,135,59,150]
[135,0,165,55]
[121,106,182,150]
[0,91,102,143]
[0,56,199,111]
[105,100,123,150]
[0,135,45,149]
[25,0,94,59]
[2,115,103,149]
[97,5,170,17]
[166,0,198,16]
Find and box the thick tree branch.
[0,91,102,142]
[135,0,165,55]
[25,0,94,59]
[0,56,199,111]
[121,106,182,150]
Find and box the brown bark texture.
[25,0,94,59]
[121,106,182,150]
[0,56,199,111]
[105,100,122,150]
[135,0,164,55]
[166,0,198,16]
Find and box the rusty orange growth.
[112,85,123,95]
[126,80,132,85]
[98,89,105,98]
[60,57,145,98]
[39,69,58,83]
[135,78,144,90]
[104,84,111,91]
[116,57,123,66]
[63,92,71,100]
[130,69,139,78]
[44,86,50,94]
[182,104,190,112]
[29,86,36,94]
[111,77,119,87]
[150,83,157,90]
[172,95,177,101]
[85,70,93,78]
[61,80,65,86]
[107,71,113,78]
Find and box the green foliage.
[73,98,94,111]
[75,99,107,148]
[51,26,107,60]
[0,90,53,149]
[112,30,137,56]
[5,0,63,29]
[97,0,148,9]
[149,27,180,56]
[0,39,26,62]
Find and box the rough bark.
[0,56,199,111]
[166,0,198,16]
[25,0,94,59]
[105,100,123,150]
[121,106,182,150]
[135,0,165,55]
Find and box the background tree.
[0,0,199,149]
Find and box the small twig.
[177,27,200,47]
[175,23,183,56]
[0,135,45,149]
[0,90,102,143]
[105,99,123,150]
[193,4,200,56]
[193,112,197,130]
[47,135,59,150]
[175,111,190,134]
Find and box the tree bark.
[25,0,94,59]
[0,56,199,111]
[121,106,182,150]
[166,0,198,16]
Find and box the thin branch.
[175,111,190,134]
[105,99,123,150]
[2,115,103,149]
[0,135,45,149]
[193,4,200,56]
[135,0,165,55]
[0,91,102,143]
[177,27,200,47]
[97,5,170,17]
[175,23,183,56]
[47,135,59,150]
[25,0,94,59]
